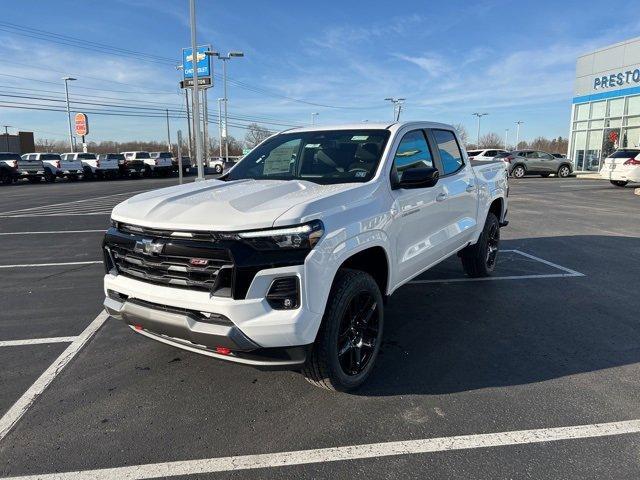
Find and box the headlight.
[236,220,324,250]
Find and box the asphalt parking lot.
[0,176,639,479]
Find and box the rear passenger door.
[427,129,479,249]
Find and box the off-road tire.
[303,269,384,392]
[460,212,500,278]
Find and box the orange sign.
[74,113,89,136]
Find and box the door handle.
[465,183,475,192]
[436,193,447,202]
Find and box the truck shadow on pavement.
[358,235,640,396]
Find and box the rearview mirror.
[394,167,439,189]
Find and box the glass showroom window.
[622,127,640,148]
[586,130,603,171]
[590,101,606,119]
[608,98,624,117]
[626,95,640,116]
[571,130,587,171]
[575,103,590,121]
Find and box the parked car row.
[0,151,192,184]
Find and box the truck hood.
[110,178,361,231]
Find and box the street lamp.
[2,125,12,151]
[311,112,319,125]
[472,112,488,146]
[515,121,524,149]
[207,50,244,161]
[62,77,76,152]
[504,128,509,150]
[385,97,406,121]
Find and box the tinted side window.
[486,150,497,156]
[432,129,464,174]
[392,130,433,180]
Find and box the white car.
[466,149,508,161]
[600,148,640,187]
[208,157,225,174]
[125,151,172,177]
[23,153,82,182]
[103,122,508,391]
[62,152,118,180]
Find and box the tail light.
[504,155,514,163]
[56,160,61,169]
[623,158,640,165]
[11,160,18,168]
[154,159,159,165]
[96,160,100,168]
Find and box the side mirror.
[394,167,439,189]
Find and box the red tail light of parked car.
[623,157,640,165]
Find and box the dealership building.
[571,37,640,171]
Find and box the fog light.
[266,277,300,310]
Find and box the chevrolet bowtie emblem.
[134,238,164,255]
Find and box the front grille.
[105,229,234,295]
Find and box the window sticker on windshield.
[354,171,367,178]
[263,145,295,175]
[351,135,369,141]
[304,143,320,148]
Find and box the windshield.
[0,153,21,161]
[494,152,509,158]
[226,129,390,184]
[78,153,96,160]
[467,150,481,156]
[159,152,172,158]
[108,154,125,160]
[41,154,61,160]
[136,152,151,159]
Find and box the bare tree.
[478,132,502,148]
[451,123,469,146]
[244,123,271,148]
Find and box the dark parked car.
[503,150,573,178]
[0,152,45,183]
[98,153,144,178]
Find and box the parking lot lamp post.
[515,121,524,149]
[62,77,76,152]
[504,129,509,150]
[217,98,224,159]
[188,0,204,181]
[207,51,244,162]
[472,112,488,146]
[311,112,319,125]
[385,98,406,121]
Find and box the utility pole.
[515,121,524,149]
[384,97,405,121]
[165,109,171,151]
[3,125,11,151]
[62,77,76,152]
[311,112,319,125]
[472,112,488,146]
[217,97,223,159]
[184,89,193,160]
[504,128,509,150]
[189,0,204,181]
[207,50,244,162]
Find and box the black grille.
[104,228,233,295]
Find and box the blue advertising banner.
[182,46,211,79]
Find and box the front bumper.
[103,294,310,369]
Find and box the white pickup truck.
[103,122,508,391]
[62,152,119,180]
[23,153,83,182]
[124,151,172,177]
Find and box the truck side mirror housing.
[393,167,439,189]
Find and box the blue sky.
[1,0,639,144]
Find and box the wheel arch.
[337,246,390,297]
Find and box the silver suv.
[504,150,572,178]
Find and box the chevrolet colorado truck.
[103,122,508,391]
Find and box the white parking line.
[5,419,639,479]
[0,337,77,347]
[0,311,109,442]
[0,230,104,236]
[0,261,102,269]
[408,249,584,285]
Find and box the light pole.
[62,77,76,152]
[385,97,406,121]
[515,121,524,149]
[311,112,319,125]
[3,125,11,151]
[207,50,244,162]
[217,98,224,159]
[504,128,509,150]
[472,112,488,146]
[176,64,194,161]
[188,0,204,181]
[165,109,171,151]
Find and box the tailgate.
[62,160,82,171]
[17,160,44,172]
